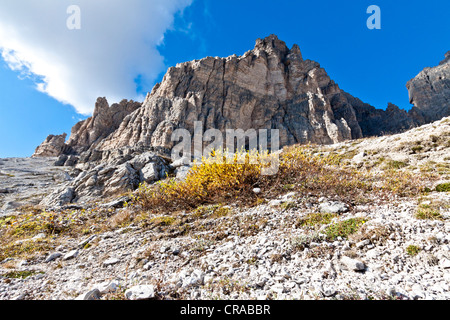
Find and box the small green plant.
[385,160,408,170]
[406,245,421,256]
[291,232,322,250]
[411,146,424,154]
[2,270,42,279]
[192,238,215,253]
[150,216,176,227]
[246,257,258,265]
[281,201,298,211]
[435,183,450,192]
[415,204,443,220]
[193,205,232,218]
[324,218,368,240]
[430,135,440,143]
[296,212,337,228]
[282,184,296,191]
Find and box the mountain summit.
[34,35,449,161]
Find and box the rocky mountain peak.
[254,34,290,57]
[34,37,449,166]
[92,97,110,118]
[440,51,450,65]
[407,51,450,123]
[65,98,141,156]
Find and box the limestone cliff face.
[406,51,450,123]
[95,35,364,153]
[34,36,449,162]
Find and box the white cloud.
[0,0,192,115]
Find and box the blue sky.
[0,0,449,157]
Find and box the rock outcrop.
[66,98,142,154]
[40,149,170,207]
[406,51,450,123]
[32,133,68,158]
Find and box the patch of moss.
[193,205,232,218]
[150,216,176,227]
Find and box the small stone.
[143,261,154,270]
[1,258,14,264]
[159,246,170,254]
[441,259,450,269]
[75,289,101,300]
[366,249,379,259]
[271,284,285,295]
[103,258,120,267]
[125,285,155,300]
[101,196,131,209]
[97,280,120,295]
[386,287,397,297]
[356,239,370,249]
[78,235,97,248]
[319,201,348,214]
[63,249,79,261]
[45,252,62,263]
[32,233,46,240]
[269,200,283,207]
[436,232,446,242]
[323,286,336,297]
[341,256,366,271]
[12,293,26,300]
[34,273,45,280]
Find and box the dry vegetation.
[134,145,433,214]
[0,144,445,263]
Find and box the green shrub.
[134,145,429,214]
